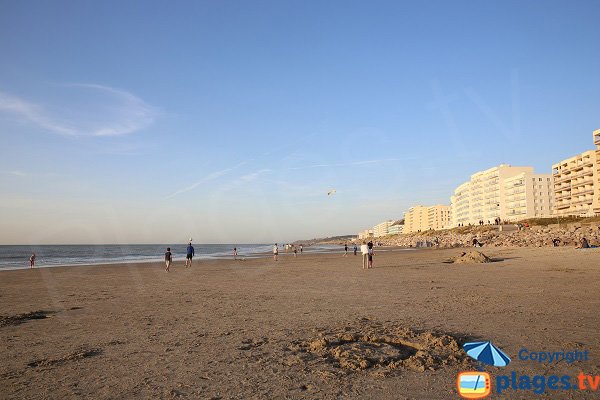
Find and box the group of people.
[163,243,195,272]
[272,243,303,261]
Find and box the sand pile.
[286,319,469,375]
[452,251,492,264]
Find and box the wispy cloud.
[165,162,248,199]
[0,84,157,137]
[287,158,411,170]
[239,169,271,182]
[6,170,29,177]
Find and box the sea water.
[0,244,340,270]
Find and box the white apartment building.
[373,220,394,237]
[404,205,450,233]
[451,164,553,226]
[595,129,600,215]
[428,205,451,230]
[388,221,404,235]
[552,149,599,217]
[357,229,373,240]
[504,173,554,219]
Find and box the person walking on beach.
[293,245,297,257]
[367,241,374,269]
[233,247,238,260]
[164,247,172,272]
[273,243,279,261]
[29,253,36,269]
[185,242,194,268]
[360,241,368,269]
[300,245,303,253]
[353,244,357,256]
[343,243,348,257]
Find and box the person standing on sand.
[367,241,374,269]
[185,242,194,268]
[353,244,357,256]
[293,245,297,257]
[300,245,303,253]
[273,243,279,261]
[29,253,35,269]
[343,243,348,257]
[360,241,368,269]
[233,247,238,260]
[164,247,172,272]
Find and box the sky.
[0,0,599,244]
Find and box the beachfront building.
[504,173,554,220]
[450,164,553,226]
[552,148,599,217]
[358,229,374,239]
[428,205,451,231]
[595,129,600,215]
[373,220,394,237]
[387,221,404,235]
[403,205,450,233]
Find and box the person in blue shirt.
[185,242,195,268]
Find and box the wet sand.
[1,247,599,399]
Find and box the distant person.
[368,245,374,269]
[185,242,195,268]
[29,253,36,269]
[472,238,483,248]
[578,237,590,249]
[353,244,358,256]
[360,241,369,269]
[273,243,279,261]
[300,244,303,253]
[293,245,297,257]
[552,238,561,247]
[233,247,238,260]
[164,247,172,272]
[343,243,348,257]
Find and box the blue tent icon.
[463,341,511,367]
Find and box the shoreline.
[0,245,416,271]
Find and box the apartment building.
[388,221,404,235]
[373,220,394,237]
[593,129,600,215]
[451,164,553,226]
[504,173,554,219]
[357,229,373,240]
[552,149,599,217]
[404,205,450,233]
[428,205,451,230]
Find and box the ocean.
[0,244,338,270]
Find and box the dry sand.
[1,247,599,399]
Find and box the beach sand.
[1,247,599,399]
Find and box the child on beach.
[273,243,278,261]
[343,243,348,257]
[293,245,297,257]
[29,253,35,269]
[367,241,374,269]
[233,247,238,260]
[164,247,172,272]
[353,244,357,256]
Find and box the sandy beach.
[1,247,599,399]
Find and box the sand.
[1,247,599,399]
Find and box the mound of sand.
[286,319,470,375]
[452,251,492,264]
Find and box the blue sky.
[1,0,599,244]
